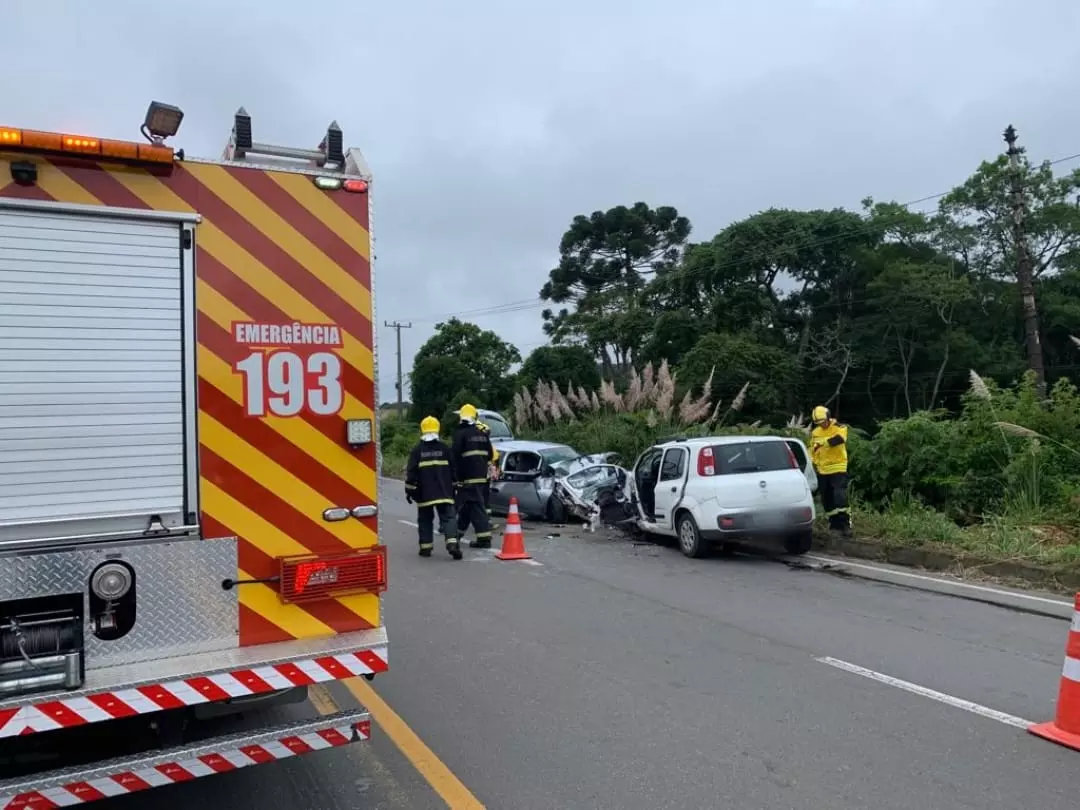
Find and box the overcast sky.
[8,0,1080,402]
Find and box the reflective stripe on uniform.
[404,483,417,490]
[416,498,454,507]
[418,459,449,468]
[419,543,434,550]
[462,477,487,485]
[462,450,488,457]
[825,507,850,516]
[474,531,492,539]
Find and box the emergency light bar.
[278,546,388,604]
[0,126,174,165]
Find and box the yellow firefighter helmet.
[420,416,440,435]
[458,403,478,422]
[811,405,830,425]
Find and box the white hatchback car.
[629,435,818,558]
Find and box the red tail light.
[697,446,715,477]
[278,546,387,604]
[783,443,799,469]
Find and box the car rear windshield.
[540,446,580,465]
[709,441,795,474]
[484,417,513,438]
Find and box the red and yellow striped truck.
[0,103,387,807]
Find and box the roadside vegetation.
[383,133,1080,573]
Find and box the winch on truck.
[0,102,387,807]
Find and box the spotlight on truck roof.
[142,101,184,143]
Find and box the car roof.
[656,435,796,447]
[495,439,573,453]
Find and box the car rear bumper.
[702,509,814,541]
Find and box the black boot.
[469,538,491,549]
[419,546,432,557]
[447,539,463,560]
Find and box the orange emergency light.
[0,126,175,166]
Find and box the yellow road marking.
[308,683,341,715]
[344,678,486,809]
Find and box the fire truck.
[0,103,387,807]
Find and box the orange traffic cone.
[495,497,532,561]
[1030,593,1080,751]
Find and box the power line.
[403,149,1080,326]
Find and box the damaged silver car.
[550,455,637,529]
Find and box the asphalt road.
[90,481,1080,809]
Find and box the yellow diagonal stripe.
[198,343,377,499]
[184,163,372,311]
[106,168,375,380]
[202,480,310,558]
[268,171,371,259]
[204,481,378,627]
[200,413,377,548]
[31,161,103,205]
[334,593,380,626]
[236,566,335,639]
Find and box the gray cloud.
[8,0,1080,402]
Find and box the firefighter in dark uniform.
[810,405,852,536]
[451,403,495,549]
[404,416,462,559]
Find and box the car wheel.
[784,530,813,556]
[546,496,567,524]
[675,512,706,559]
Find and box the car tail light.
[278,546,387,604]
[783,443,799,469]
[789,506,813,522]
[697,447,715,476]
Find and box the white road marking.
[804,554,1073,612]
[815,656,1032,729]
[399,519,418,528]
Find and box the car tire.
[546,496,567,524]
[784,530,813,556]
[675,511,706,559]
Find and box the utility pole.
[384,320,412,412]
[1003,125,1047,398]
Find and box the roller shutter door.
[0,208,188,539]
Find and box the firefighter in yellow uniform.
[810,405,852,536]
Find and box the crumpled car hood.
[550,454,636,529]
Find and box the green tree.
[540,202,691,373]
[517,345,600,393]
[939,150,1080,389]
[678,332,797,423]
[408,318,521,421]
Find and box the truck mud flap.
[0,708,370,809]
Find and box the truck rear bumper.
[0,708,370,809]
[0,627,387,739]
